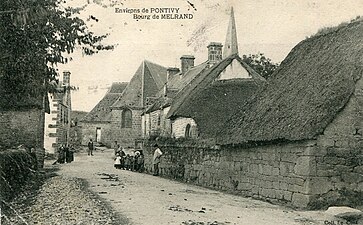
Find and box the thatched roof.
[82,82,127,122]
[112,60,167,109]
[218,20,363,145]
[178,79,263,138]
[167,54,264,119]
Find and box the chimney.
[180,55,195,75]
[63,71,71,86]
[207,42,223,65]
[167,67,180,81]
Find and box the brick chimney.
[167,67,180,81]
[63,71,71,86]
[180,55,195,75]
[207,42,223,65]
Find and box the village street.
[52,148,340,225]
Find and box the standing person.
[87,139,94,156]
[124,154,131,170]
[113,141,119,156]
[114,153,122,169]
[58,145,65,163]
[153,144,163,176]
[69,144,75,162]
[64,144,70,163]
[119,147,126,169]
[134,151,140,171]
[137,152,144,172]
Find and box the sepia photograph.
[1,0,363,224]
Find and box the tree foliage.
[242,53,279,79]
[0,0,113,110]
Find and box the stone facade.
[142,76,363,209]
[143,106,172,138]
[0,108,45,167]
[109,108,143,147]
[80,122,112,147]
[171,117,198,138]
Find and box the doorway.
[96,127,101,143]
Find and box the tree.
[0,0,113,110]
[242,53,279,79]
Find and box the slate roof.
[82,82,128,122]
[218,20,363,145]
[111,60,167,109]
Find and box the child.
[114,154,122,169]
[124,154,131,170]
[137,153,144,172]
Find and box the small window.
[185,124,191,138]
[121,109,132,128]
[157,114,161,126]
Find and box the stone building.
[0,68,49,167]
[142,7,265,139]
[143,18,363,208]
[44,71,72,154]
[80,82,128,147]
[82,60,167,148]
[109,60,167,147]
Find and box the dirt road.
[56,148,340,225]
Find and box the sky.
[57,0,363,112]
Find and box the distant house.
[69,110,88,147]
[142,7,264,139]
[96,61,167,148]
[44,71,72,154]
[80,82,128,147]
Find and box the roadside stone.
[326,206,363,222]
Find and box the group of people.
[113,142,163,176]
[113,142,145,172]
[57,144,74,164]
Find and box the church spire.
[223,7,239,58]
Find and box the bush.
[0,149,38,202]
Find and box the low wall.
[0,149,38,202]
[0,109,45,167]
[144,140,362,209]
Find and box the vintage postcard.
[1,0,363,224]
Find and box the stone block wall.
[80,122,112,147]
[143,107,172,138]
[171,117,197,138]
[144,141,327,208]
[109,109,143,148]
[306,77,363,208]
[0,109,45,167]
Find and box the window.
[157,113,161,126]
[185,124,191,138]
[121,108,132,128]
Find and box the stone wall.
[0,108,45,167]
[143,107,172,138]
[80,122,112,147]
[144,141,324,208]
[307,77,363,208]
[171,117,197,138]
[109,109,143,148]
[144,139,362,209]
